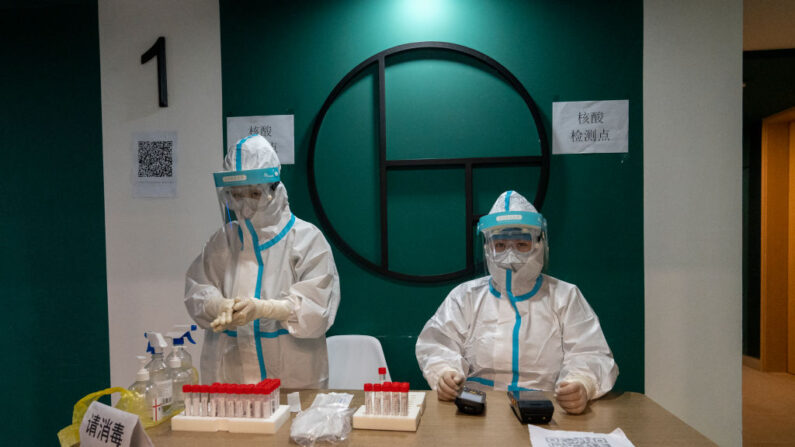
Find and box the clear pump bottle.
[145,332,173,414]
[128,356,158,423]
[169,356,191,413]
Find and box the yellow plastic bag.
[56,386,174,447]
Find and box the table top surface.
[147,389,715,446]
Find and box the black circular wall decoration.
[307,41,550,283]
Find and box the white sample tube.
[382,383,392,416]
[183,385,192,416]
[391,384,399,416]
[243,389,252,418]
[225,386,235,418]
[400,383,409,416]
[273,380,281,414]
[216,388,226,418]
[364,383,372,415]
[207,390,216,418]
[373,384,382,415]
[263,387,273,418]
[199,387,208,417]
[234,387,244,418]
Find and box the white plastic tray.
[352,391,426,432]
[171,404,290,434]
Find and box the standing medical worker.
[415,191,617,414]
[185,135,340,388]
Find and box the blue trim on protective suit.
[223,329,289,339]
[505,190,513,211]
[466,377,495,387]
[488,279,501,298]
[259,329,289,338]
[504,271,544,391]
[257,214,295,251]
[507,384,536,392]
[235,134,255,171]
[243,214,296,380]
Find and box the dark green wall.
[220,0,643,392]
[0,2,109,444]
[742,49,795,358]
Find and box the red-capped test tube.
[224,385,235,417]
[383,382,393,415]
[182,385,192,416]
[215,384,226,418]
[378,367,387,383]
[401,382,409,416]
[390,382,400,416]
[274,379,281,412]
[364,383,373,415]
[373,383,382,415]
[262,382,272,419]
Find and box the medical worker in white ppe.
[416,191,617,414]
[185,134,340,388]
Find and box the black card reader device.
[455,387,486,415]
[507,390,554,424]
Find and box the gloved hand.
[231,297,294,326]
[205,297,235,333]
[555,381,588,414]
[436,370,464,401]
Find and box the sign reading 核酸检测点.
[552,100,629,154]
[226,115,294,164]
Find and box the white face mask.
[228,186,274,221]
[239,197,260,220]
[492,248,532,272]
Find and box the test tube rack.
[171,405,290,434]
[352,391,426,432]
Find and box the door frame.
[760,106,795,372]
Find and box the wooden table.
[148,390,715,446]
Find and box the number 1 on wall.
[141,36,168,107]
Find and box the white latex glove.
[437,370,465,401]
[206,297,235,333]
[232,297,293,326]
[555,381,588,414]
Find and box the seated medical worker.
[415,191,617,414]
[185,135,341,388]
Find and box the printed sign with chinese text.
[552,100,629,154]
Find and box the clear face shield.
[482,227,545,272]
[213,166,281,227]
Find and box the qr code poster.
[132,131,177,198]
[226,115,294,164]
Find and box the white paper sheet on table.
[528,424,635,447]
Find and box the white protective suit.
[185,135,341,388]
[415,191,617,400]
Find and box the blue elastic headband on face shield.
[213,167,280,187]
[477,211,547,234]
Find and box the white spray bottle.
[166,324,199,384]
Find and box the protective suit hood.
[215,134,292,238]
[478,191,547,297]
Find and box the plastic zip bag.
[290,392,356,446]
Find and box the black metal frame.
[307,41,550,283]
